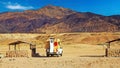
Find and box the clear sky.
[0,0,120,16]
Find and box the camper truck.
[45,38,63,57]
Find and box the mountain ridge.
[0,5,120,33]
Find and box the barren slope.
[0,5,120,33]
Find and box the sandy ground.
[0,57,120,68]
[0,33,120,68]
[0,44,120,68]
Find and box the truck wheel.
[60,51,63,56]
[51,54,54,57]
[46,53,49,57]
[57,54,60,57]
[47,54,49,57]
[60,54,62,56]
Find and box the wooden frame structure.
[7,41,36,57]
[105,38,120,57]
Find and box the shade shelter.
[105,38,120,57]
[7,41,36,57]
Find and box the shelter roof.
[106,38,120,43]
[9,41,30,45]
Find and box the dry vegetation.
[0,32,120,68]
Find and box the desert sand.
[0,33,120,68]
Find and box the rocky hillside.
[0,5,120,33]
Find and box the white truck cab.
[46,38,63,57]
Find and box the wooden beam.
[9,45,10,50]
[14,44,16,51]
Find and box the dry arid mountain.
[0,5,120,33]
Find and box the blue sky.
[0,0,120,16]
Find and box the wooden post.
[32,48,36,57]
[105,48,108,57]
[9,45,10,50]
[109,43,110,48]
[14,44,16,51]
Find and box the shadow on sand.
[80,55,105,57]
[32,53,59,58]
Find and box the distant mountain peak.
[0,5,120,33]
[40,5,73,12]
[38,5,75,18]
